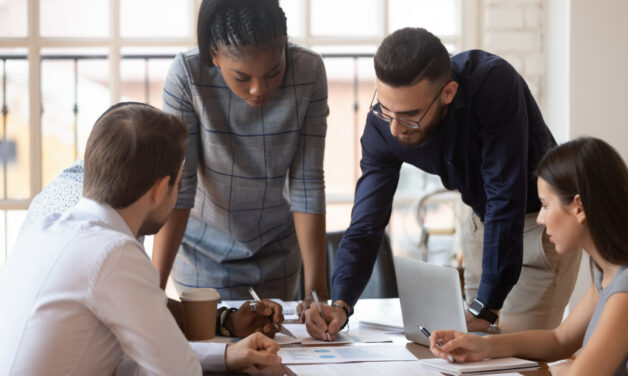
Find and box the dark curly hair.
[537,137,628,266]
[197,0,288,66]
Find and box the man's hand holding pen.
[226,300,284,338]
[304,300,349,341]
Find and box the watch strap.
[469,299,498,324]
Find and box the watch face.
[468,300,484,315]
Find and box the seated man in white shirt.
[0,102,282,375]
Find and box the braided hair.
[197,0,288,66]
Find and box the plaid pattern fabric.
[162,44,328,299]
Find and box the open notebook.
[419,357,539,375]
[358,318,404,332]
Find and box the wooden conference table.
[222,298,551,376]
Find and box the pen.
[248,287,296,339]
[311,290,332,341]
[418,324,456,363]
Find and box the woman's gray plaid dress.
[162,43,328,300]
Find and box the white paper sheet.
[278,344,416,364]
[419,357,538,375]
[277,323,392,345]
[288,361,442,376]
[204,324,392,346]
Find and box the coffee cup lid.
[180,288,220,301]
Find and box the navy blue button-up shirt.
[331,50,556,309]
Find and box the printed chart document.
[278,324,391,345]
[289,361,442,376]
[419,357,538,375]
[278,344,416,364]
[206,323,391,346]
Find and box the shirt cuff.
[174,198,194,210]
[477,280,513,310]
[331,284,359,309]
[188,342,227,373]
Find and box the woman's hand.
[430,330,491,363]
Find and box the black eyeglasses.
[369,82,447,130]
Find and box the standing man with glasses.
[305,27,582,339]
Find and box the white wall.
[569,0,628,160]
[544,0,570,143]
[545,0,628,312]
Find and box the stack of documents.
[418,357,539,375]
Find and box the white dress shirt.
[0,198,226,376]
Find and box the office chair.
[294,231,398,301]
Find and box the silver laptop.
[393,256,468,346]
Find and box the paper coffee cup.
[180,288,220,341]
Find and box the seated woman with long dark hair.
[430,137,628,376]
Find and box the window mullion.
[461,0,480,50]
[304,0,312,47]
[109,0,121,105]
[379,0,389,42]
[28,0,42,199]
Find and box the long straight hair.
[536,137,628,266]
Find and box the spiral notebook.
[358,318,404,332]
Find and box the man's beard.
[138,211,167,236]
[395,104,447,147]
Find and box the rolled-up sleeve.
[474,62,530,309]
[163,53,200,209]
[288,55,328,215]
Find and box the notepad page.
[419,357,538,375]
[289,361,442,376]
[357,319,404,331]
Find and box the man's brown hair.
[83,103,187,209]
[374,27,451,87]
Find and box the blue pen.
[418,324,456,363]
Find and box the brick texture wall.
[480,0,546,109]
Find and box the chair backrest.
[293,231,399,300]
[326,230,398,299]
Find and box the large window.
[0,0,473,265]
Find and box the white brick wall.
[479,0,546,107]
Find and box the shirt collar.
[75,197,136,239]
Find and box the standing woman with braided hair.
[156,0,329,320]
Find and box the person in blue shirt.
[305,27,582,338]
